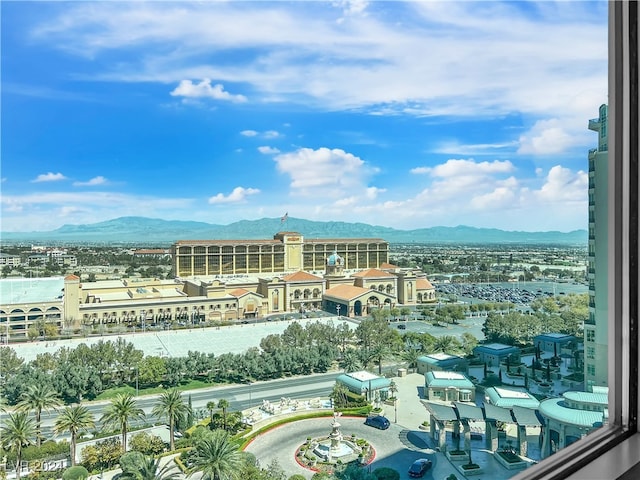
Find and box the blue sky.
[1,1,608,233]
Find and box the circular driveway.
[244,416,438,479]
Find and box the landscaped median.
[494,449,530,470]
[238,406,372,450]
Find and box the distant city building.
[172,232,389,277]
[473,343,520,367]
[0,253,21,266]
[0,232,437,340]
[133,248,171,258]
[534,333,577,355]
[424,371,475,403]
[416,353,468,374]
[585,104,609,390]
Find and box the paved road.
[31,372,342,441]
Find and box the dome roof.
[327,251,343,266]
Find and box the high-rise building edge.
[584,104,608,390]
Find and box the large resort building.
[1,232,436,341]
[172,232,390,277]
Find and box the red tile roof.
[283,271,323,282]
[229,288,252,297]
[324,284,372,300]
[416,278,435,290]
[352,268,395,278]
[379,262,398,269]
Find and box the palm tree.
[206,401,217,424]
[370,343,390,375]
[1,411,36,480]
[401,348,421,373]
[434,335,456,354]
[189,430,244,480]
[339,350,360,373]
[120,455,181,480]
[217,398,230,431]
[100,393,145,452]
[16,383,61,446]
[152,389,188,451]
[53,405,95,466]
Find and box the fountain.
[296,412,375,471]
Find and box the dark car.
[364,415,390,430]
[408,458,432,478]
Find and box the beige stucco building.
[1,233,437,340]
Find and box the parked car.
[397,324,406,329]
[408,458,432,478]
[364,415,390,430]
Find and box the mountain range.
[0,216,588,246]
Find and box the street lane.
[28,371,342,441]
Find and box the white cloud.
[0,191,195,231]
[170,79,247,103]
[518,118,579,155]
[274,147,378,197]
[242,129,282,139]
[32,172,67,183]
[32,2,606,126]
[365,186,385,199]
[286,159,586,231]
[258,146,280,155]
[208,186,260,204]
[533,165,588,203]
[73,176,108,186]
[432,159,515,177]
[432,141,519,156]
[263,130,281,139]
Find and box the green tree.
[128,432,165,456]
[434,335,459,354]
[217,398,230,431]
[460,332,479,356]
[119,454,180,480]
[0,411,36,480]
[54,405,95,466]
[137,356,167,386]
[100,393,145,452]
[189,430,245,480]
[339,350,360,373]
[0,347,25,380]
[152,389,188,451]
[206,401,217,424]
[62,465,89,480]
[80,437,122,472]
[16,383,61,447]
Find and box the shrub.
[288,475,307,480]
[62,466,89,480]
[128,432,165,456]
[4,440,70,464]
[372,467,400,480]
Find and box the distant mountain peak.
[1,216,587,246]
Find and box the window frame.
[513,2,639,479]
